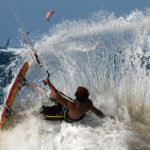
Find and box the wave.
[1,9,150,149]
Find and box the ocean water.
[1,10,150,150]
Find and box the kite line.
[5,0,49,82]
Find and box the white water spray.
[1,10,150,149]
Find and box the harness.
[47,97,85,123]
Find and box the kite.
[46,11,55,21]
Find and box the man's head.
[75,86,89,103]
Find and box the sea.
[0,10,150,150]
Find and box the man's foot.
[4,106,15,118]
[18,74,28,90]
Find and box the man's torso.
[68,99,92,119]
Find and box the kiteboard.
[0,61,29,130]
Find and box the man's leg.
[40,103,62,116]
[40,103,63,120]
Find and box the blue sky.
[0,0,150,47]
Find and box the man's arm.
[90,105,105,118]
[44,78,73,108]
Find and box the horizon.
[0,0,150,47]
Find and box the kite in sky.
[46,11,55,21]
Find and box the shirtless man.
[20,76,107,123]
[43,78,105,122]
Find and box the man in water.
[40,78,106,122]
[19,76,108,123]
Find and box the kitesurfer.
[19,76,112,123]
[41,78,106,123]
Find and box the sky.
[0,0,150,47]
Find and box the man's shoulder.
[65,100,75,108]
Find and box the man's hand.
[43,78,50,85]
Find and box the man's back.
[68,99,93,119]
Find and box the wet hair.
[75,86,89,103]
